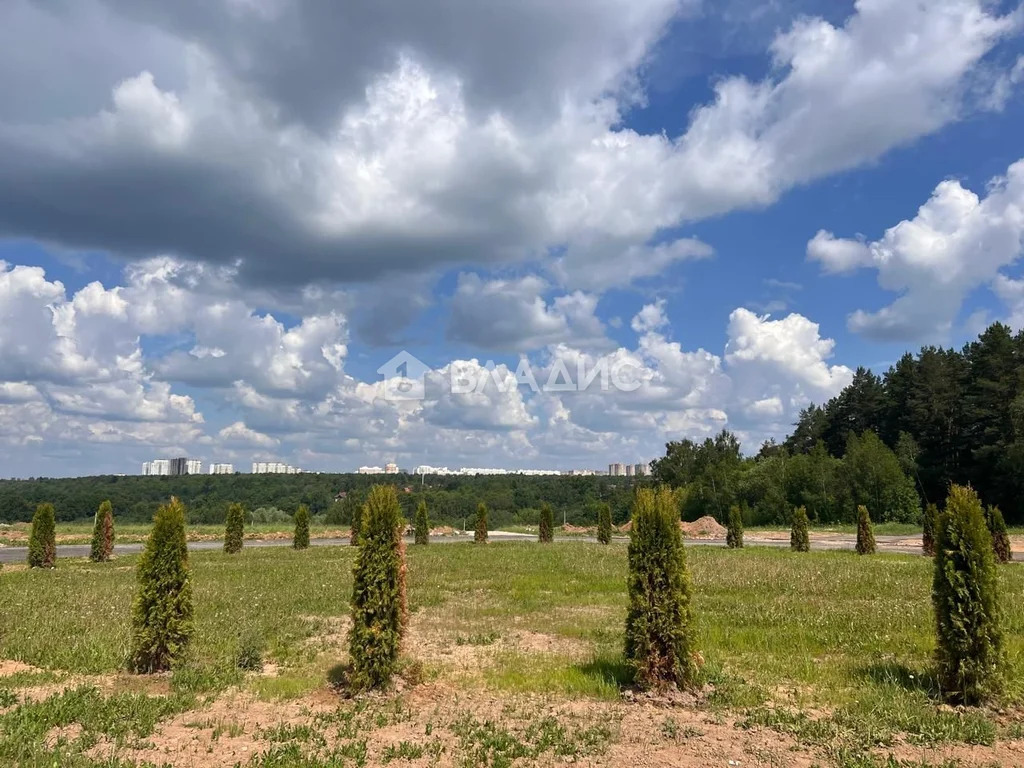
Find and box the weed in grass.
[380,740,428,762]
[455,631,500,646]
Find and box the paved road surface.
[6,530,1010,564]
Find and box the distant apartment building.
[142,457,201,476]
[635,463,651,476]
[625,463,635,476]
[358,466,384,474]
[608,462,627,476]
[209,463,234,474]
[251,461,302,474]
[384,462,399,474]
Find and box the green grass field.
[1,541,1022,766]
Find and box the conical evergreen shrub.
[27,502,56,569]
[224,502,245,554]
[474,502,488,543]
[350,500,363,546]
[726,505,744,549]
[985,505,1012,564]
[922,502,937,557]
[89,500,115,563]
[129,497,193,673]
[790,506,810,553]
[855,505,876,555]
[538,502,554,543]
[293,504,310,550]
[597,502,612,545]
[348,485,407,691]
[414,500,429,545]
[933,484,1002,704]
[624,486,698,689]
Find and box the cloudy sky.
[1,0,1024,477]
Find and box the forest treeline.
[652,322,1024,525]
[0,471,640,529]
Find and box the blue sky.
[1,0,1023,477]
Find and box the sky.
[1,0,1024,478]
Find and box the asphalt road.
[4,530,1005,564]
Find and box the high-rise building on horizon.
[209,463,234,474]
[251,461,302,474]
[142,457,201,476]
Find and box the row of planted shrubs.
[21,482,1009,706]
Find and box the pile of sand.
[562,524,595,534]
[617,515,726,539]
[430,525,457,536]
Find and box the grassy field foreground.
[0,542,1023,767]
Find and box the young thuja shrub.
[474,502,488,543]
[922,502,938,557]
[538,502,554,543]
[625,486,698,689]
[726,505,744,549]
[985,505,1012,564]
[790,506,810,553]
[89,499,115,563]
[293,504,310,550]
[27,502,56,569]
[347,485,407,691]
[414,500,429,545]
[350,500,363,546]
[224,502,245,554]
[855,505,876,555]
[597,502,613,545]
[933,485,1002,705]
[129,497,193,673]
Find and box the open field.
[1,541,1023,767]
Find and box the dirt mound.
[681,515,727,538]
[561,524,594,534]
[617,515,726,539]
[430,525,457,536]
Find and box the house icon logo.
[376,350,430,401]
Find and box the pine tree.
[933,485,1002,704]
[985,505,1012,564]
[348,485,407,691]
[293,504,310,550]
[224,502,245,554]
[414,500,430,545]
[726,505,744,549]
[89,499,115,563]
[27,502,56,569]
[625,487,698,689]
[129,497,193,673]
[922,502,937,557]
[790,505,810,553]
[855,505,876,555]
[474,502,488,543]
[597,502,612,545]
[538,502,554,543]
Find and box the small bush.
[538,502,554,543]
[922,502,937,556]
[726,505,743,549]
[89,499,115,563]
[790,506,809,553]
[855,505,876,555]
[985,505,1011,564]
[129,497,194,673]
[597,502,612,545]
[293,504,310,550]
[474,502,488,543]
[933,484,1002,705]
[235,626,265,671]
[224,502,245,554]
[27,502,56,569]
[625,486,698,690]
[348,485,407,691]
[414,500,429,545]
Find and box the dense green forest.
[652,322,1024,525]
[0,472,641,529]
